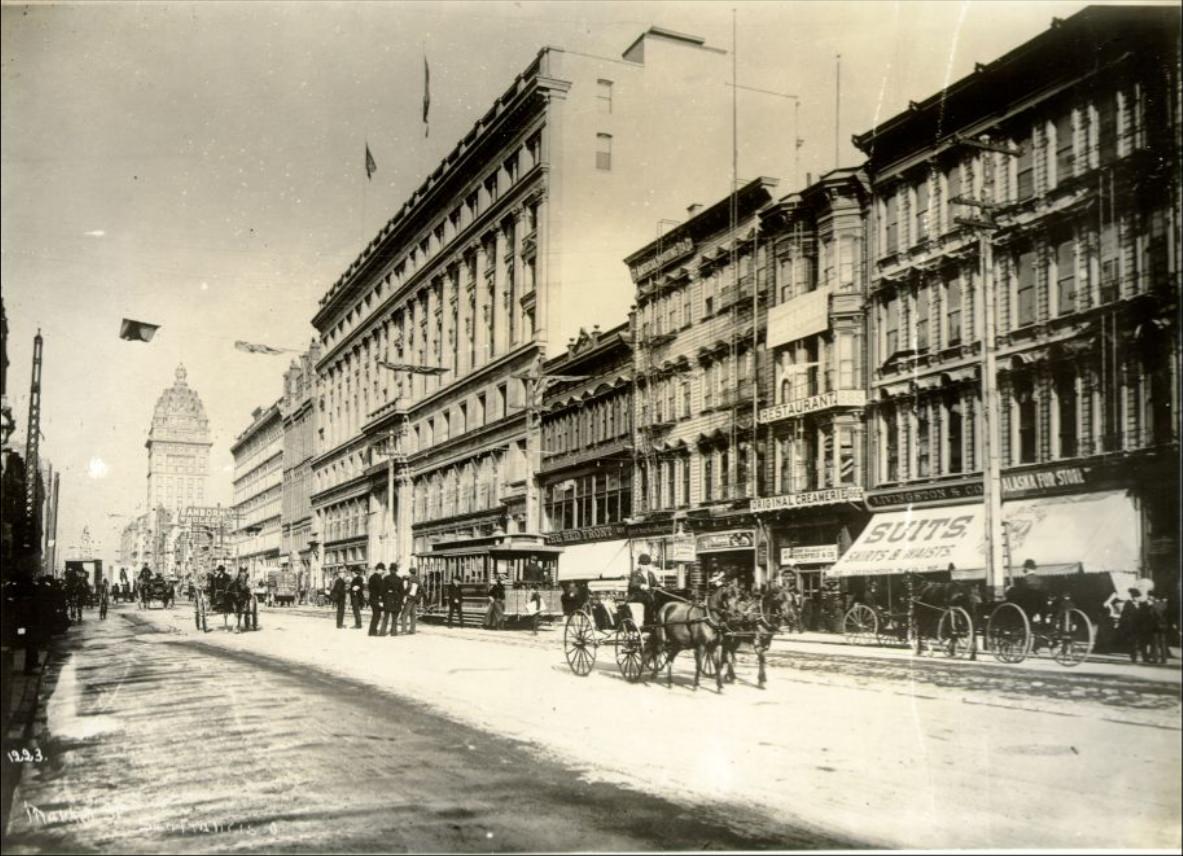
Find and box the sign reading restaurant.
[629,236,695,282]
[752,485,863,512]
[758,389,866,423]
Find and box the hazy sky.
[2,0,1111,558]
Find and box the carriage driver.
[628,554,661,626]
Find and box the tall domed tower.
[146,365,212,514]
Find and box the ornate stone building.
[146,365,212,515]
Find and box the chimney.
[687,203,703,217]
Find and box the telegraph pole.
[23,330,44,575]
[952,133,1021,600]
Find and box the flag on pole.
[365,143,377,180]
[119,318,160,342]
[422,55,430,138]
[235,340,287,355]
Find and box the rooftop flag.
[234,340,287,355]
[365,143,377,180]
[119,318,160,342]
[423,55,430,138]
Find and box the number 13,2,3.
[6,748,45,763]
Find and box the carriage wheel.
[987,602,1030,664]
[614,618,645,683]
[843,604,879,647]
[563,611,597,676]
[937,606,975,659]
[644,640,668,677]
[1051,608,1094,667]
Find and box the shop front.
[547,524,632,582]
[695,529,757,588]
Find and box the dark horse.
[649,588,729,692]
[716,586,794,689]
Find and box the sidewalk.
[255,603,1182,686]
[1,644,52,837]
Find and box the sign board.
[181,506,237,527]
[766,288,830,349]
[670,536,696,562]
[759,389,865,424]
[865,479,983,510]
[629,237,694,282]
[545,524,627,545]
[753,486,863,512]
[829,506,985,577]
[779,545,839,565]
[696,530,755,553]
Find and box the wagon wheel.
[987,602,1030,664]
[615,618,646,683]
[937,606,975,659]
[1051,608,1094,667]
[563,610,597,676]
[843,604,879,647]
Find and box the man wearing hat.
[330,569,347,629]
[349,566,366,629]
[400,567,421,635]
[379,563,403,636]
[628,554,660,626]
[367,563,387,637]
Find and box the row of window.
[322,497,368,545]
[772,423,863,494]
[773,331,863,404]
[543,393,631,457]
[775,234,863,304]
[543,470,632,531]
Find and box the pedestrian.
[1135,589,1156,664]
[446,577,464,628]
[1149,591,1171,664]
[483,574,505,630]
[527,584,542,635]
[400,568,420,635]
[380,564,402,636]
[368,563,386,636]
[99,579,109,621]
[1118,587,1143,663]
[349,566,366,629]
[331,570,347,629]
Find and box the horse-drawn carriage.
[138,576,176,609]
[841,576,976,659]
[194,571,259,633]
[563,579,793,691]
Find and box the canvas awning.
[555,539,631,582]
[829,490,1141,578]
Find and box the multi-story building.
[835,6,1179,606]
[146,365,212,515]
[537,323,634,581]
[281,342,321,591]
[310,28,789,587]
[230,401,283,582]
[625,178,778,591]
[752,168,871,605]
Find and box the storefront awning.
[829,490,1141,578]
[556,539,631,582]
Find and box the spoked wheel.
[843,604,879,647]
[878,616,908,648]
[1050,608,1094,667]
[615,618,645,683]
[643,638,668,677]
[988,602,1030,664]
[937,606,975,658]
[564,611,597,676]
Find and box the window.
[915,180,929,242]
[595,133,612,171]
[1014,377,1037,464]
[945,162,962,232]
[884,193,899,255]
[596,79,613,114]
[1054,371,1078,458]
[945,272,962,346]
[1099,221,1119,303]
[838,429,856,485]
[837,333,856,389]
[1015,248,1036,328]
[838,236,858,290]
[1055,109,1074,183]
[1098,94,1117,166]
[883,293,900,356]
[503,155,518,186]
[883,407,899,482]
[1016,128,1035,200]
[916,407,931,478]
[703,453,714,502]
[484,173,498,204]
[946,397,963,474]
[1055,234,1075,316]
[681,381,691,419]
[526,131,542,169]
[915,284,929,350]
[466,191,479,223]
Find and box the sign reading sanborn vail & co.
[629,237,694,282]
[758,389,866,424]
[752,485,863,512]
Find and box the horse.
[715,586,794,689]
[650,588,729,693]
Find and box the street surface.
[4,601,1180,852]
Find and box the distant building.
[231,401,283,582]
[146,365,212,515]
[312,27,788,584]
[281,342,321,592]
[842,5,1179,603]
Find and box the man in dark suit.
[628,553,660,626]
[446,578,464,628]
[349,567,366,629]
[381,564,404,636]
[367,563,386,636]
[330,570,347,629]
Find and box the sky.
[2,0,1120,560]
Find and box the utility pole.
[23,330,43,575]
[952,133,1022,600]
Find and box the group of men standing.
[330,563,421,636]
